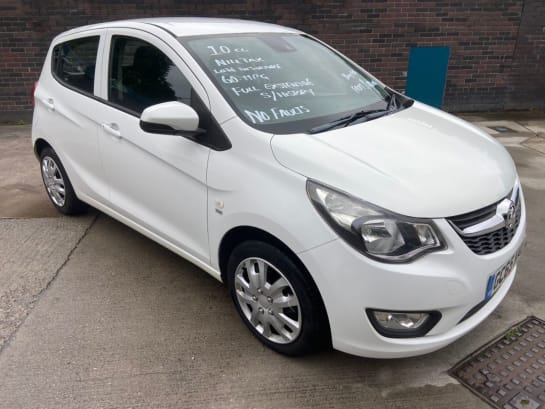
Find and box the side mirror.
[140,101,204,137]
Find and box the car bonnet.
[270,102,517,219]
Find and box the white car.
[32,18,526,358]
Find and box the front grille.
[447,201,499,230]
[448,189,521,255]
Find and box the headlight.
[306,180,444,262]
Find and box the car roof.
[59,17,302,38]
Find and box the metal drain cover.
[450,317,545,409]
[491,126,515,133]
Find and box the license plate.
[485,247,522,300]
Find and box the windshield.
[182,33,392,134]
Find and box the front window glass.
[109,36,192,114]
[183,34,390,133]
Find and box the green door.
[405,47,450,109]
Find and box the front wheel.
[227,240,329,356]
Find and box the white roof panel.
[144,17,301,37]
[60,17,301,38]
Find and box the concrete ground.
[0,115,544,408]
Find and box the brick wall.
[508,0,545,109]
[1,0,544,121]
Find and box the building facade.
[1,0,544,121]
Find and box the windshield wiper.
[385,91,398,111]
[308,108,391,134]
[308,92,401,135]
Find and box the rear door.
[33,31,109,202]
[93,29,212,264]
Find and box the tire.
[39,147,87,215]
[227,240,329,356]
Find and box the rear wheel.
[39,147,87,215]
[227,240,329,356]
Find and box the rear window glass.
[52,36,99,94]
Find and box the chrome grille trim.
[448,182,522,255]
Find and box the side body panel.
[206,117,337,271]
[32,30,109,203]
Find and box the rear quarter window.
[52,36,99,95]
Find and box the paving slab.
[495,136,532,147]
[471,120,533,136]
[518,120,545,136]
[457,111,545,123]
[0,215,96,351]
[523,137,545,155]
[0,125,58,218]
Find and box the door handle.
[101,123,122,139]
[41,98,55,111]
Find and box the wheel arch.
[218,225,331,342]
[34,138,53,159]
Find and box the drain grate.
[491,126,515,133]
[450,317,545,409]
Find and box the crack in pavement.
[0,213,99,357]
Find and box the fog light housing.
[366,309,441,338]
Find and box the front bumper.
[298,195,527,358]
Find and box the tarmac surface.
[0,115,544,408]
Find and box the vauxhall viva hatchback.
[32,18,526,358]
